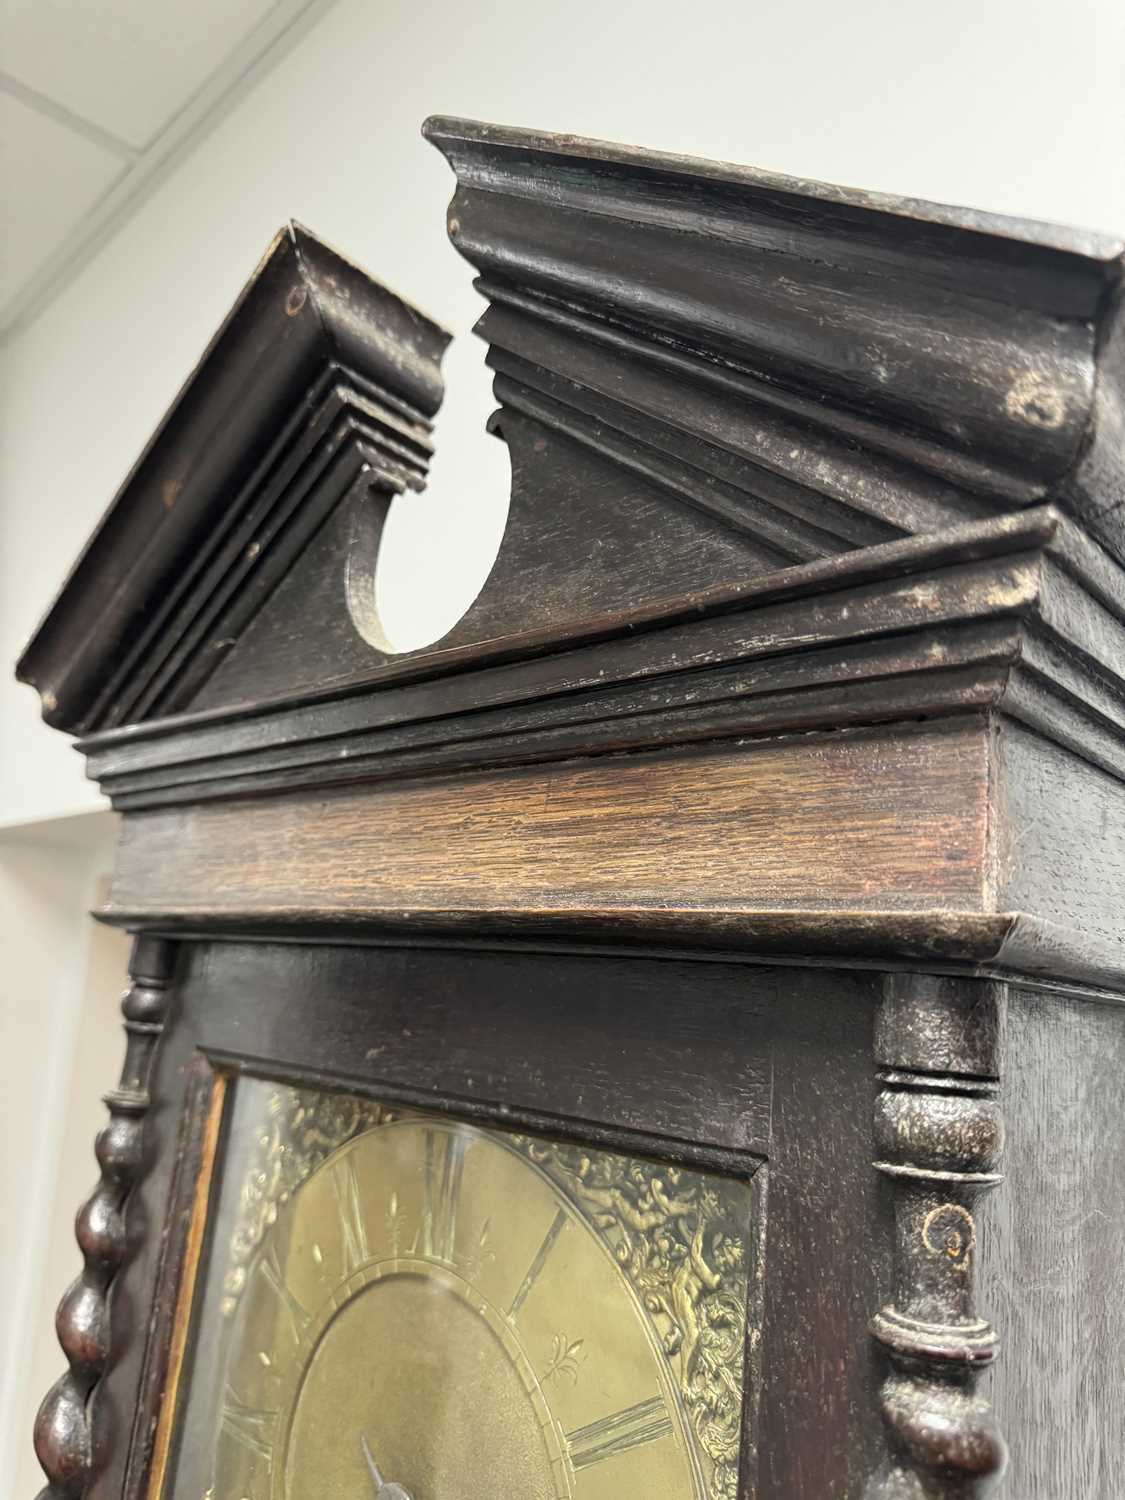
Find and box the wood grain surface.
[170,941,888,1500]
[982,985,1125,1499]
[995,721,1125,970]
[106,722,990,923]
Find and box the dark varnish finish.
[869,975,1007,1496]
[424,118,1125,551]
[982,987,1125,1499]
[16,224,448,733]
[138,940,889,1500]
[14,121,1125,1500]
[74,507,1125,807]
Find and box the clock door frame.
[101,936,887,1500]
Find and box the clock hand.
[361,1433,415,1500]
[361,1434,386,1490]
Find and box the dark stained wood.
[98,713,1125,988]
[102,721,991,922]
[993,721,1125,979]
[15,225,449,734]
[190,415,778,713]
[135,1062,225,1500]
[75,514,1050,796]
[868,975,1007,1496]
[19,129,1125,736]
[93,958,214,1500]
[756,962,888,1498]
[425,116,1125,559]
[124,1059,222,1500]
[181,941,778,1158]
[981,986,1125,1500]
[128,941,889,1500]
[14,120,1125,1500]
[75,507,1125,811]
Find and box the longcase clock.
[18,118,1125,1500]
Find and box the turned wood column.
[34,937,175,1500]
[868,975,1007,1497]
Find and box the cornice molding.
[19,126,1125,744]
[16,223,448,735]
[426,115,1125,560]
[76,507,1125,808]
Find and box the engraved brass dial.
[169,1082,756,1500]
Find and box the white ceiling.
[0,0,334,338]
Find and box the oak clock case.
[170,1078,756,1500]
[19,117,1125,1500]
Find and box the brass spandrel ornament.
[167,1078,759,1500]
[508,1135,756,1498]
[218,1086,393,1319]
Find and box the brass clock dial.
[168,1080,756,1500]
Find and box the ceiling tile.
[0,90,123,315]
[0,0,281,149]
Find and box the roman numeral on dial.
[508,1207,568,1321]
[220,1387,276,1465]
[420,1128,465,1265]
[332,1156,369,1274]
[256,1246,310,1343]
[565,1395,673,1471]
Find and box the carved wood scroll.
[34,936,175,1500]
[868,974,1007,1497]
[424,116,1125,568]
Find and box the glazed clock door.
[165,1077,758,1500]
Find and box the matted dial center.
[285,1268,566,1500]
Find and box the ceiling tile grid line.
[0,0,338,341]
[0,70,139,160]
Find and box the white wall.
[2,0,1124,1489]
[3,0,1124,827]
[0,815,127,1493]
